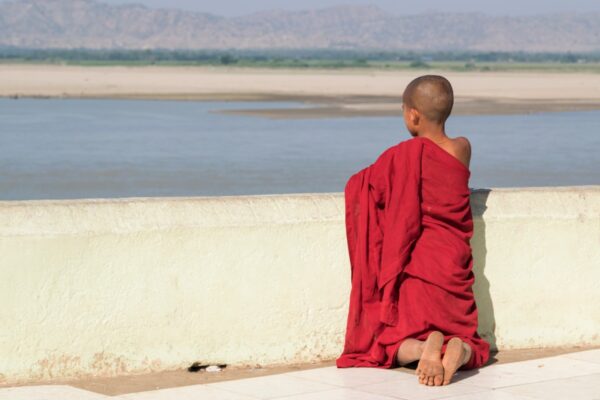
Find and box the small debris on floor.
[188,362,227,373]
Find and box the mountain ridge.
[0,0,599,52]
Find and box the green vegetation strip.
[1,48,599,72]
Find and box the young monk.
[336,75,490,386]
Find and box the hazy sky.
[33,0,600,16]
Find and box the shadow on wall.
[470,188,497,352]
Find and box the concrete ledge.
[1,186,599,384]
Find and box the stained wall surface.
[1,186,598,384]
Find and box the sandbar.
[2,65,600,118]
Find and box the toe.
[434,374,444,386]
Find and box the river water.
[1,98,598,200]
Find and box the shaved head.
[402,75,454,124]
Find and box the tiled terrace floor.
[2,348,600,399]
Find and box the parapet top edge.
[0,185,598,206]
[0,192,345,207]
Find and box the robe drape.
[336,136,490,370]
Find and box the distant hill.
[0,0,599,52]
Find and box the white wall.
[1,186,598,384]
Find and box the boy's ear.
[410,108,420,125]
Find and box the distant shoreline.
[2,60,600,74]
[5,94,600,118]
[210,96,600,119]
[2,64,600,118]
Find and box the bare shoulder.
[451,136,472,167]
[453,137,471,155]
[453,136,471,151]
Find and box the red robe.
[336,136,489,370]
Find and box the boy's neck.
[416,124,448,143]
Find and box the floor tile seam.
[348,378,486,390]
[459,355,600,384]
[114,384,264,400]
[203,384,267,400]
[431,388,545,400]
[507,354,600,367]
[492,356,600,373]
[432,387,504,400]
[266,386,406,400]
[204,376,339,400]
[346,382,490,400]
[470,370,600,390]
[492,386,568,400]
[287,372,415,388]
[561,354,600,364]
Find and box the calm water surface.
[0,98,598,200]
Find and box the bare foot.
[395,338,426,366]
[441,337,471,385]
[415,331,444,386]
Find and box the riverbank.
[2,65,600,118]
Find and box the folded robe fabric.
[336,136,490,370]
